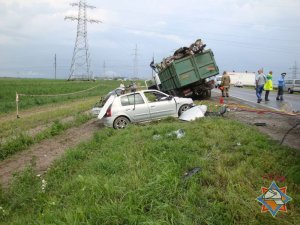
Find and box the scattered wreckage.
[92,89,227,129]
[150,38,219,99]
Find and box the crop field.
[0,78,120,114]
[0,78,121,160]
[0,78,299,224]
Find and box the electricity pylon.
[289,61,300,79]
[65,0,101,81]
[133,44,138,79]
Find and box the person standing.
[276,73,286,101]
[264,71,273,101]
[130,82,137,92]
[120,82,125,94]
[221,71,231,97]
[255,69,266,103]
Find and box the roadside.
[0,118,102,187]
[209,91,300,150]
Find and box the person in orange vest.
[220,71,231,97]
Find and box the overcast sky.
[0,0,299,80]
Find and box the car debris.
[152,134,161,140]
[254,122,267,126]
[179,105,207,121]
[153,129,185,140]
[167,129,185,139]
[182,167,201,181]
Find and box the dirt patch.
[0,119,103,187]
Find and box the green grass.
[0,118,299,224]
[0,79,121,160]
[0,113,92,160]
[0,78,119,114]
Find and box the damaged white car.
[95,90,193,129]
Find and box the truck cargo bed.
[159,49,219,92]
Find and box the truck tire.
[205,90,211,98]
[178,104,191,116]
[113,116,130,129]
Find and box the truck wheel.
[113,116,130,129]
[206,90,211,98]
[178,104,191,116]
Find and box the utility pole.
[103,60,106,77]
[133,44,138,79]
[54,54,57,80]
[289,61,300,79]
[65,0,101,81]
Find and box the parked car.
[284,79,300,94]
[234,81,244,88]
[97,90,193,129]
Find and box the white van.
[284,79,300,94]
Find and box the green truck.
[157,49,219,98]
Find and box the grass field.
[0,78,121,160]
[0,118,299,224]
[0,78,119,114]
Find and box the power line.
[133,44,138,78]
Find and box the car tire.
[288,89,293,94]
[178,104,191,116]
[113,116,130,129]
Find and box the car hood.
[173,96,193,104]
[179,105,207,121]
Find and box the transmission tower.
[133,44,138,79]
[289,61,300,79]
[65,0,101,81]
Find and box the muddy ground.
[0,94,299,187]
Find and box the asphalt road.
[212,86,300,112]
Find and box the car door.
[119,93,150,122]
[143,91,177,119]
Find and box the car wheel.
[178,104,191,116]
[288,89,293,94]
[113,116,130,129]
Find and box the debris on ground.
[205,105,227,117]
[254,122,267,126]
[182,167,201,181]
[153,129,185,140]
[167,129,185,139]
[152,135,161,140]
[179,105,207,121]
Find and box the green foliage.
[0,113,93,161]
[0,119,299,224]
[0,134,33,160]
